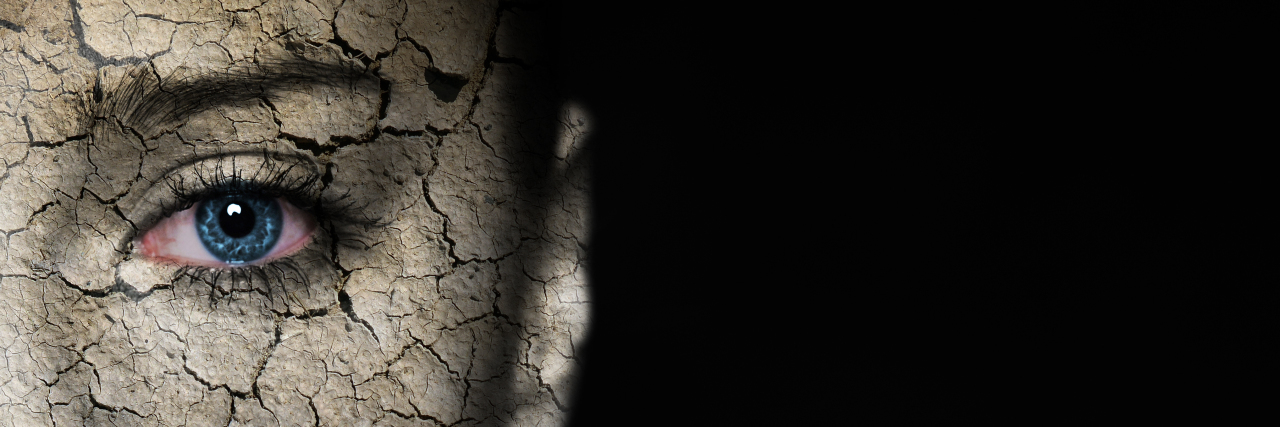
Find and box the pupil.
[219,201,256,238]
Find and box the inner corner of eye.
[137,196,317,268]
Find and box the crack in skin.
[1,0,588,425]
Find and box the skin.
[0,0,590,425]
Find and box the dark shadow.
[0,19,23,32]
[545,1,722,424]
[424,69,466,103]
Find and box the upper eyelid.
[167,155,323,207]
[139,150,322,197]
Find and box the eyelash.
[163,155,323,215]
[146,153,380,296]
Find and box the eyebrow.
[93,56,376,138]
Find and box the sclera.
[136,198,317,268]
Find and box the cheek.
[137,198,317,268]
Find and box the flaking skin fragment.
[401,0,497,77]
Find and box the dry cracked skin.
[0,0,589,425]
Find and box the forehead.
[55,0,492,144]
[64,0,495,70]
[0,0,504,141]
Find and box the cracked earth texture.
[0,0,589,425]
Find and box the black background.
[545,1,764,423]
[549,2,1272,423]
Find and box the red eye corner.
[137,197,317,268]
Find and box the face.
[0,1,590,425]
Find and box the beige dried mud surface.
[0,1,589,425]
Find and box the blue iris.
[195,195,282,264]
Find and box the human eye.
[137,194,316,268]
[127,151,371,284]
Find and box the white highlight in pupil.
[227,204,242,216]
